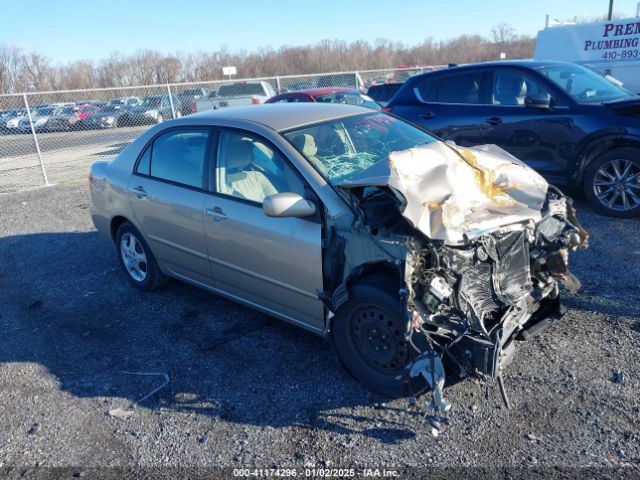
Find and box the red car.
[266,88,380,109]
[75,104,100,121]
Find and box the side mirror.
[263,192,316,218]
[525,93,551,109]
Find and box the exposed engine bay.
[320,143,589,432]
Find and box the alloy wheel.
[593,159,640,212]
[120,232,148,282]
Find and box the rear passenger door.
[128,127,213,286]
[202,129,325,332]
[392,70,489,147]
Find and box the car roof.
[421,59,574,73]
[188,103,371,131]
[287,87,358,96]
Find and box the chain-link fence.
[0,66,444,194]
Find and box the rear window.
[217,84,268,97]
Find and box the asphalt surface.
[0,126,147,158]
[0,183,639,476]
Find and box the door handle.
[130,185,147,198]
[420,112,435,119]
[205,206,227,221]
[484,117,503,126]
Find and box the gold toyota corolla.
[90,103,587,404]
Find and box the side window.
[414,77,438,102]
[437,72,481,104]
[415,72,482,104]
[136,146,151,175]
[216,130,306,204]
[492,70,551,105]
[145,129,209,188]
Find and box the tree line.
[0,24,535,94]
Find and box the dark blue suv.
[387,60,640,217]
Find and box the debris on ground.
[612,370,626,384]
[107,407,134,420]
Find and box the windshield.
[313,92,380,110]
[538,64,631,103]
[35,108,54,116]
[142,96,162,107]
[218,84,268,97]
[284,112,436,185]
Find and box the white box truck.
[534,16,640,93]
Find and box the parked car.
[17,107,60,133]
[315,73,365,92]
[386,60,640,217]
[107,97,142,108]
[75,104,100,121]
[266,88,380,109]
[194,81,276,112]
[0,108,26,133]
[366,83,403,107]
[121,94,182,125]
[176,88,210,116]
[284,81,316,92]
[43,106,82,131]
[392,65,438,83]
[81,105,130,129]
[89,104,586,399]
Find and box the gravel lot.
[0,182,638,476]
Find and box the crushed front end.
[404,186,587,391]
[331,143,589,421]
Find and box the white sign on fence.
[222,66,237,76]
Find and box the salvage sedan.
[90,104,587,402]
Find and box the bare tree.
[0,28,537,94]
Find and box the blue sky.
[2,0,638,64]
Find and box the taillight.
[251,97,260,105]
[191,102,197,114]
[88,173,93,185]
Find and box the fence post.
[276,76,281,94]
[23,93,50,187]
[166,83,176,119]
[354,72,360,91]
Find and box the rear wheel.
[332,280,426,398]
[115,222,168,290]
[584,148,640,217]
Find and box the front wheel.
[584,148,640,217]
[115,222,168,290]
[332,280,426,398]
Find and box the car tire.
[115,222,169,291]
[584,148,640,218]
[332,278,426,398]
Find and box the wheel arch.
[325,260,404,334]
[577,134,640,185]
[110,215,129,241]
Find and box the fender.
[573,130,640,185]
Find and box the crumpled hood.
[338,142,549,244]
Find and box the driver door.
[480,69,581,183]
[202,129,325,332]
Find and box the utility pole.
[608,0,614,20]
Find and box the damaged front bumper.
[403,186,588,410]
